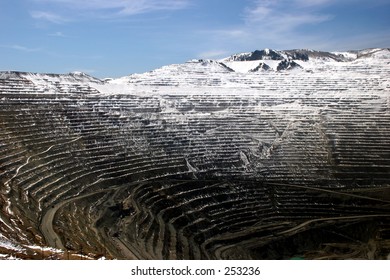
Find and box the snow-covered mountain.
[223,48,350,62]
[106,48,390,88]
[220,48,390,73]
[1,48,389,90]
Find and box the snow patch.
[0,233,23,252]
[222,60,281,72]
[25,245,64,253]
[332,51,358,61]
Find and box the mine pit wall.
[1,64,390,259]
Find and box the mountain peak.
[225,49,285,62]
[216,48,390,73]
[224,48,352,63]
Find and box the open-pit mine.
[1,48,390,259]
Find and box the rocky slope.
[1,48,390,259]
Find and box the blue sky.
[1,0,389,78]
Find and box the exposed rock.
[276,59,302,71]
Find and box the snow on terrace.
[3,48,387,96]
[221,59,281,72]
[0,233,24,259]
[23,71,102,85]
[0,233,22,252]
[106,49,390,95]
[11,71,104,95]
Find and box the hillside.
[1,48,390,260]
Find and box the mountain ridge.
[1,47,390,91]
[222,47,390,62]
[1,48,389,81]
[220,47,390,73]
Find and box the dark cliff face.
[284,49,350,62]
[235,49,285,61]
[284,50,310,61]
[250,62,271,72]
[276,60,302,71]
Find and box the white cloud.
[197,50,230,59]
[200,0,390,55]
[200,0,337,53]
[120,1,189,15]
[320,30,390,51]
[211,29,249,38]
[30,11,69,24]
[0,44,41,52]
[244,0,332,28]
[48,31,66,37]
[30,0,190,19]
[294,0,335,7]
